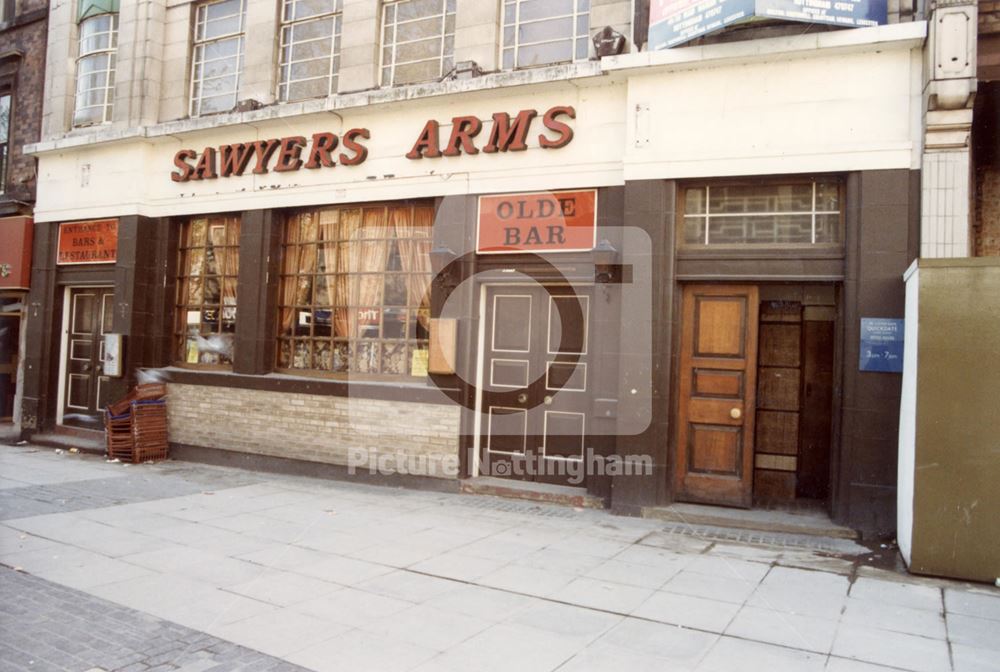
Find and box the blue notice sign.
[859,318,904,373]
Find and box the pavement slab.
[2,446,1000,672]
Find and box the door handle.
[730,407,742,420]
[543,395,553,405]
[81,363,92,372]
[517,393,528,404]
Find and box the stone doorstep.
[26,427,107,456]
[642,502,860,540]
[460,476,606,510]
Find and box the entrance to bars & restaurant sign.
[57,220,119,265]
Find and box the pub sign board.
[57,219,119,265]
[477,190,598,254]
[859,317,904,373]
[648,0,887,50]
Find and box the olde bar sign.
[477,190,597,254]
[57,219,119,265]
[170,106,576,182]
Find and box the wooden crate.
[103,399,169,463]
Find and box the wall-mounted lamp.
[592,239,619,284]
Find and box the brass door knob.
[730,407,742,419]
[517,393,528,404]
[543,395,553,405]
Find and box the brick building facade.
[1,0,47,426]
[0,0,47,212]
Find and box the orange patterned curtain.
[334,209,362,338]
[348,207,390,339]
[392,205,433,326]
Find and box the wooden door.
[479,285,591,485]
[63,288,115,428]
[675,285,759,508]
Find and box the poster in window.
[410,349,429,377]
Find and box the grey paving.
[0,449,261,521]
[1,445,999,672]
[0,566,309,672]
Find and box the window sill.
[159,366,459,405]
[26,61,604,155]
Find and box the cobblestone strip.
[0,567,310,672]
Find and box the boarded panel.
[757,367,800,411]
[688,424,741,475]
[798,319,835,499]
[759,324,801,367]
[693,369,743,398]
[695,297,745,357]
[755,470,797,501]
[755,453,797,471]
[756,410,800,455]
[760,300,802,323]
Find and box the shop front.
[23,22,926,536]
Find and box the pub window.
[190,0,246,116]
[278,0,342,102]
[277,204,433,378]
[380,0,456,87]
[681,180,843,246]
[502,0,590,70]
[73,12,118,126]
[175,216,241,366]
[0,92,9,192]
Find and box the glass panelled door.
[63,287,115,428]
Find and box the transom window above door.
[681,180,843,246]
[502,0,591,70]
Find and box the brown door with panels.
[480,284,591,485]
[675,284,759,508]
[63,287,115,428]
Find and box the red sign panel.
[477,190,597,254]
[0,216,34,289]
[57,219,119,265]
